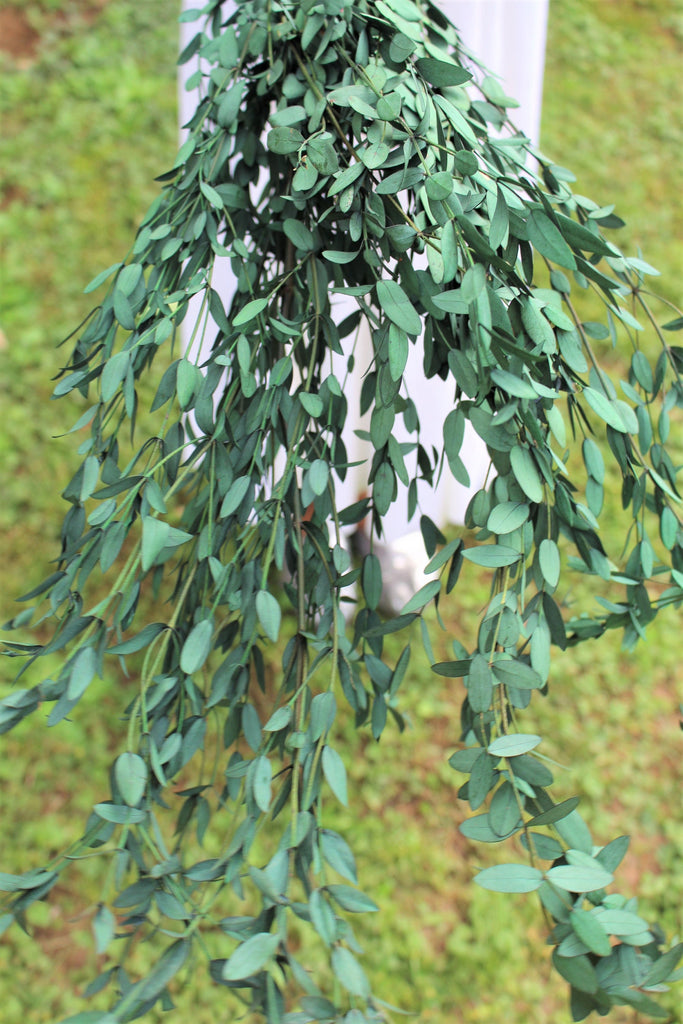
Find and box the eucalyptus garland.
[2,1,682,1021]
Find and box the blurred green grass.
[0,1,681,1022]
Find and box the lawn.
[0,2,681,1022]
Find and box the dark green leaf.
[527,210,577,269]
[376,279,422,336]
[267,127,304,154]
[415,58,472,87]
[569,909,611,957]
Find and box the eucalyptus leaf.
[5,1,682,1019]
[474,864,543,893]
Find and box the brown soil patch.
[0,7,40,61]
[0,2,111,65]
[1,183,29,210]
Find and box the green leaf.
[597,908,651,936]
[322,249,359,264]
[376,279,422,336]
[376,166,424,195]
[491,659,543,690]
[426,171,453,201]
[255,590,281,643]
[283,218,315,251]
[267,126,304,154]
[510,445,544,503]
[322,746,348,806]
[327,884,378,913]
[306,459,328,497]
[539,539,561,588]
[140,518,193,572]
[552,952,598,995]
[321,829,357,883]
[180,618,214,675]
[595,835,629,873]
[489,188,509,249]
[462,544,520,568]
[263,706,292,732]
[94,803,146,825]
[360,141,390,169]
[137,938,190,1002]
[489,780,522,835]
[93,904,116,955]
[220,476,251,518]
[223,931,280,981]
[331,947,370,998]
[546,864,613,893]
[400,578,440,614]
[299,392,324,417]
[468,750,496,809]
[233,297,268,328]
[487,501,530,535]
[641,942,683,987]
[527,210,577,269]
[475,864,543,893]
[200,180,223,209]
[460,813,518,843]
[527,797,581,827]
[100,350,129,402]
[433,289,467,314]
[415,58,472,88]
[361,553,382,611]
[307,135,339,174]
[555,810,593,854]
[107,623,166,656]
[114,752,147,807]
[66,646,97,701]
[488,734,541,757]
[84,262,123,294]
[582,387,630,432]
[388,325,409,380]
[252,755,272,813]
[468,654,493,714]
[569,909,611,957]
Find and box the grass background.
[0,1,681,1021]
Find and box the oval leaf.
[488,734,541,758]
[180,618,214,675]
[114,752,147,807]
[475,864,543,893]
[255,590,281,643]
[222,932,280,981]
[322,745,348,806]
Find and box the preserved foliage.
[2,1,682,1021]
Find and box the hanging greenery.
[2,1,682,1021]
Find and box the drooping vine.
[2,1,682,1021]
